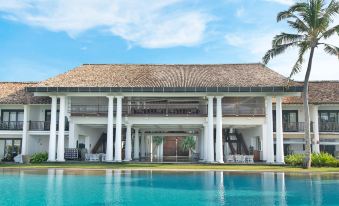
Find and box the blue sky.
[0,0,338,81]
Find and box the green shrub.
[285,152,338,167]
[30,152,48,163]
[285,153,304,166]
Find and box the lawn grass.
[1,162,339,172]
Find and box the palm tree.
[152,136,164,159]
[263,0,339,168]
[180,136,196,157]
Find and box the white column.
[207,96,215,162]
[68,120,78,148]
[133,128,140,159]
[140,131,145,158]
[262,123,267,161]
[311,105,320,153]
[215,96,224,163]
[124,124,132,161]
[21,105,29,155]
[275,96,284,163]
[106,96,114,162]
[57,96,66,162]
[160,138,164,161]
[265,96,274,163]
[114,96,123,162]
[195,136,199,154]
[48,96,57,161]
[199,128,204,160]
[203,124,208,161]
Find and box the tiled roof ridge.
[81,63,263,66]
[0,81,39,84]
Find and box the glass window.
[319,111,339,123]
[17,112,24,121]
[2,112,9,121]
[1,110,24,122]
[45,110,59,122]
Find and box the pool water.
[0,169,338,205]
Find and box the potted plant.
[180,136,196,158]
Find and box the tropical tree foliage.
[180,136,196,154]
[263,0,339,168]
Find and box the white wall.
[238,126,262,150]
[77,125,105,153]
[27,135,49,155]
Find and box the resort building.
[0,64,338,163]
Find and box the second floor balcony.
[319,122,339,132]
[0,121,23,130]
[70,102,265,117]
[0,121,69,131]
[273,122,314,133]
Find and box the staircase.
[225,129,249,155]
[92,133,107,153]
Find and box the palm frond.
[323,43,339,58]
[289,43,309,78]
[287,20,310,33]
[273,33,304,46]
[277,2,309,22]
[263,42,298,64]
[321,24,339,39]
[323,0,339,19]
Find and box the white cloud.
[264,0,295,5]
[0,0,212,48]
[224,30,339,80]
[235,7,245,18]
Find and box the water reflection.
[276,173,287,206]
[216,171,225,205]
[105,169,113,204]
[46,169,55,206]
[2,168,339,205]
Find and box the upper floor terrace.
[69,97,266,117]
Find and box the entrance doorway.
[163,137,189,162]
[0,138,22,161]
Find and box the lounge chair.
[89,154,100,161]
[245,155,254,163]
[14,154,23,164]
[226,155,235,163]
[235,155,243,163]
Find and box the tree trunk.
[303,46,315,169]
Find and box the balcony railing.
[70,105,109,116]
[0,121,23,130]
[222,103,265,116]
[319,122,339,132]
[29,121,69,131]
[128,104,206,117]
[70,103,266,117]
[274,122,314,132]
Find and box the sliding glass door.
[0,139,22,161]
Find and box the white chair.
[226,155,235,163]
[14,155,23,164]
[235,155,243,163]
[245,155,254,163]
[101,154,106,162]
[85,153,90,161]
[89,154,100,161]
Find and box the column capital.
[125,123,132,128]
[116,96,124,99]
[207,96,215,100]
[134,128,140,132]
[106,96,115,99]
[216,96,223,100]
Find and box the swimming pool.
[0,169,338,205]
